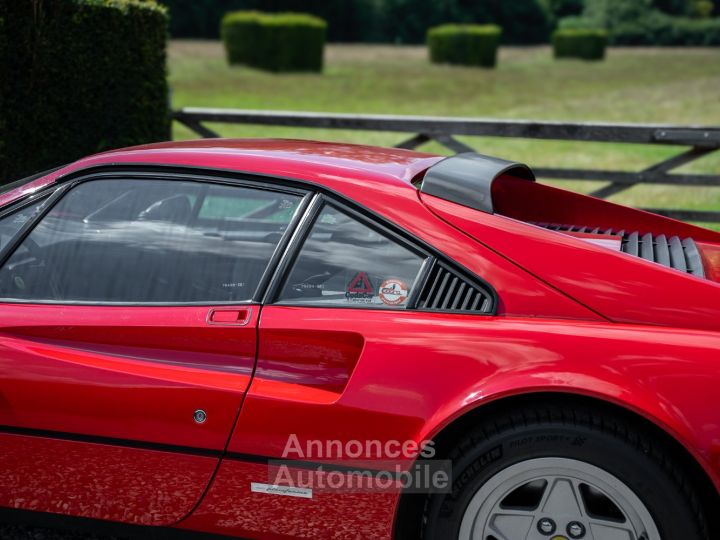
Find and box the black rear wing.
[419,152,535,214]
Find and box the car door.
[0,173,307,525]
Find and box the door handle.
[207,307,252,326]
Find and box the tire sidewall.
[423,423,699,540]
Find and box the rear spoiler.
[419,152,535,214]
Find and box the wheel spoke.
[488,512,535,540]
[540,477,583,515]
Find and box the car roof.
[88,138,440,184]
[0,139,443,216]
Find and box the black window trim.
[265,194,495,315]
[267,195,433,311]
[0,190,56,261]
[0,164,498,314]
[0,165,67,198]
[0,183,74,273]
[261,193,325,305]
[405,256,435,309]
[0,189,56,221]
[0,171,311,307]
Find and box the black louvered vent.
[532,222,705,278]
[417,263,493,313]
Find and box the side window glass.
[277,205,426,309]
[0,199,46,252]
[0,179,302,303]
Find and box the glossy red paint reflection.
[0,304,258,522]
[255,329,365,393]
[0,433,216,525]
[422,193,720,332]
[0,140,718,539]
[177,306,720,538]
[178,460,398,539]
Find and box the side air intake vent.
[417,262,493,313]
[533,222,705,278]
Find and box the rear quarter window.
[277,204,426,309]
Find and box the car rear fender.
[420,355,720,493]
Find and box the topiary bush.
[221,11,326,72]
[427,24,502,68]
[161,0,548,45]
[562,0,720,45]
[552,28,608,59]
[0,0,169,183]
[162,0,383,42]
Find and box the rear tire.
[422,403,709,540]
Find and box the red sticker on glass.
[347,271,373,293]
[378,279,409,306]
[346,271,374,303]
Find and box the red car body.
[0,139,719,539]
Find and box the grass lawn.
[169,41,720,226]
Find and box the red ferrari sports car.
[0,139,719,540]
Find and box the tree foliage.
[560,0,720,44]
[0,0,169,182]
[160,0,551,44]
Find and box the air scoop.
[419,152,535,214]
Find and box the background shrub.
[221,11,263,67]
[561,0,720,45]
[162,0,383,42]
[161,0,549,44]
[553,28,608,59]
[669,15,720,41]
[689,0,714,16]
[221,11,326,72]
[159,0,717,44]
[632,13,720,43]
[427,24,502,68]
[608,12,720,45]
[0,0,169,183]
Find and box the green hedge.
[221,11,326,72]
[612,13,720,44]
[553,29,608,59]
[561,0,720,45]
[0,0,169,183]
[161,0,550,44]
[161,0,384,42]
[427,24,502,67]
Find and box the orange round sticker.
[379,279,409,306]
